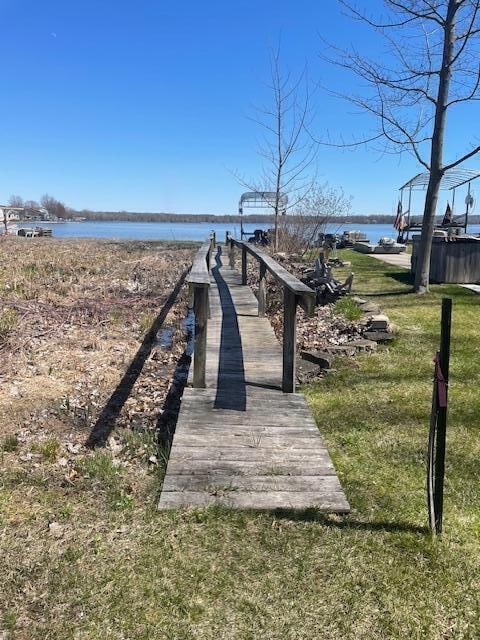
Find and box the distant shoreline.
[30,215,480,225]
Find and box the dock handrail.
[228,237,315,393]
[187,236,215,388]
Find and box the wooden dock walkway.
[158,244,349,511]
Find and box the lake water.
[30,220,480,244]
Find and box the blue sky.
[0,0,477,215]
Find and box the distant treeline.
[72,210,480,224]
[74,210,276,223]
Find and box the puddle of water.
[183,309,195,358]
[156,309,195,448]
[156,325,174,349]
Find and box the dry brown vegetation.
[0,237,193,439]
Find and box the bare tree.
[279,183,352,254]
[8,195,23,208]
[237,48,318,252]
[319,0,480,293]
[40,194,67,219]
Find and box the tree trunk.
[274,209,279,252]
[414,0,457,293]
[414,172,443,293]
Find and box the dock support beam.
[241,245,247,285]
[282,288,297,393]
[193,286,209,388]
[258,263,267,317]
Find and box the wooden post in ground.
[225,230,231,245]
[258,262,267,317]
[282,288,297,393]
[229,241,235,269]
[433,297,452,533]
[241,245,247,285]
[193,285,209,388]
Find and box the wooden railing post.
[282,288,297,393]
[193,285,208,388]
[229,240,235,269]
[226,230,231,245]
[188,239,212,388]
[258,263,267,317]
[241,245,247,285]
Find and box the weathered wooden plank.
[178,417,319,429]
[171,433,322,448]
[165,459,337,476]
[187,241,211,287]
[182,386,302,398]
[159,490,350,512]
[178,404,314,419]
[163,474,343,492]
[169,446,334,462]
[179,407,316,419]
[174,425,320,436]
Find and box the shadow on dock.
[211,247,247,412]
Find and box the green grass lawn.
[2,251,480,639]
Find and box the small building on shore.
[0,205,51,222]
[0,206,21,223]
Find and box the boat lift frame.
[398,168,480,242]
[238,191,288,239]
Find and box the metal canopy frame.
[238,191,288,238]
[400,168,480,191]
[398,168,480,241]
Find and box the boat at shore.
[353,237,406,255]
[4,226,53,238]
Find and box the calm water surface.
[31,220,480,245]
